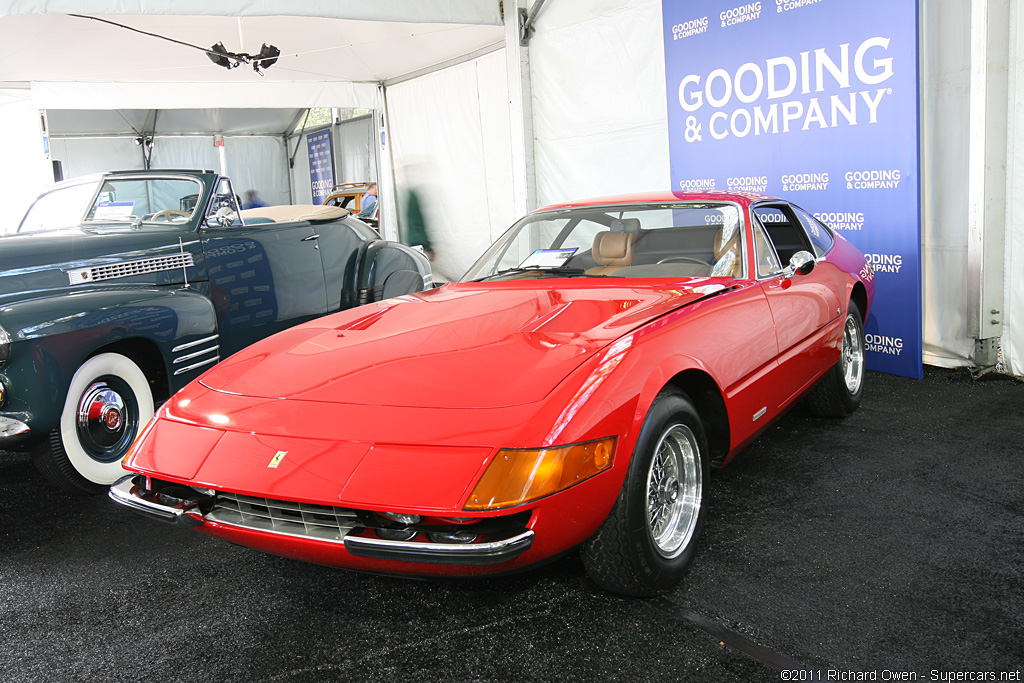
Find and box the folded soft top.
[240,204,348,223]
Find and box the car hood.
[199,280,732,409]
[0,228,193,299]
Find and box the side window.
[752,204,812,265]
[752,220,783,277]
[792,206,835,257]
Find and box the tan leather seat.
[587,231,637,275]
[710,225,741,277]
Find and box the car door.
[199,179,327,354]
[753,203,842,407]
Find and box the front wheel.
[581,388,709,597]
[33,352,154,494]
[803,301,865,418]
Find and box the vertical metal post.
[378,85,400,242]
[504,0,537,220]
[967,0,1009,368]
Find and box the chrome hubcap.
[76,379,137,463]
[646,424,702,559]
[841,314,864,394]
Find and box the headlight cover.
[465,437,616,511]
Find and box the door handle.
[302,234,320,242]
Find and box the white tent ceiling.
[0,2,506,108]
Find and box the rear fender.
[357,240,433,305]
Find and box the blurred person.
[358,182,377,218]
[242,190,267,209]
[401,185,434,261]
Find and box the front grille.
[207,492,360,543]
[68,253,194,284]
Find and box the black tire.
[581,388,709,597]
[803,301,865,418]
[33,352,154,494]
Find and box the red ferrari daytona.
[111,192,875,596]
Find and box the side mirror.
[205,206,236,228]
[786,250,815,279]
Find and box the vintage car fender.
[0,286,219,442]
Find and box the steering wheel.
[152,209,190,222]
[656,256,712,266]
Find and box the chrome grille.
[207,492,360,543]
[68,253,194,284]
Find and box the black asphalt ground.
[1,366,1022,683]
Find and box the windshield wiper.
[469,266,589,282]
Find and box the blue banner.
[662,0,921,378]
[307,129,335,203]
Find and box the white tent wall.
[920,0,975,368]
[196,136,290,207]
[527,0,670,207]
[0,91,52,233]
[335,115,376,185]
[49,134,291,207]
[50,137,147,178]
[386,50,516,283]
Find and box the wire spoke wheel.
[803,301,866,418]
[841,313,864,394]
[645,423,702,559]
[581,388,709,596]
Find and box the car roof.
[538,190,778,212]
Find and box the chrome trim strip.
[753,407,766,421]
[0,416,31,439]
[172,356,219,376]
[108,476,202,528]
[172,334,220,353]
[173,346,220,364]
[344,530,535,566]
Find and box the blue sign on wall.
[307,129,335,203]
[662,0,921,378]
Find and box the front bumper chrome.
[108,475,203,528]
[343,530,534,566]
[110,474,535,566]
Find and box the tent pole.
[967,0,1009,369]
[504,0,537,217]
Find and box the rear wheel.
[581,388,709,597]
[804,301,865,417]
[33,352,154,494]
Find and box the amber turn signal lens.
[465,437,616,510]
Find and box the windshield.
[83,177,204,225]
[18,180,100,233]
[461,202,746,282]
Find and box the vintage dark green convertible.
[0,170,432,493]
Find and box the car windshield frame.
[461,201,748,283]
[81,174,207,227]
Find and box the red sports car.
[111,192,874,596]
